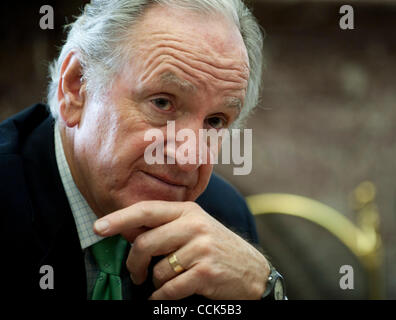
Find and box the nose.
[163,120,214,172]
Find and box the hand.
[93,200,270,300]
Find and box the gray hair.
[47,0,264,128]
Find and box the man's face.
[72,5,250,216]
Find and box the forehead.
[130,4,250,75]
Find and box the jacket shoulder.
[0,103,51,246]
[0,104,51,155]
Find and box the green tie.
[91,235,128,300]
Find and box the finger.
[149,268,201,300]
[93,200,189,237]
[126,218,195,285]
[121,226,150,244]
[152,240,201,289]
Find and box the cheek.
[81,114,152,185]
[186,164,214,201]
[102,131,153,172]
[92,133,153,197]
[95,104,154,168]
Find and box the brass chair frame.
[246,192,384,299]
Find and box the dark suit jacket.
[0,104,258,300]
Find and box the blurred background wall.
[1,0,395,299]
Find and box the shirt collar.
[54,124,104,249]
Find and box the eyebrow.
[224,96,242,112]
[160,72,196,93]
[159,71,242,112]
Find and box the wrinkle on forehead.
[144,32,248,68]
[136,35,249,92]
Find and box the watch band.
[261,265,286,300]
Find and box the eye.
[151,97,173,112]
[206,116,227,130]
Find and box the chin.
[111,187,186,211]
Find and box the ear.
[57,51,86,128]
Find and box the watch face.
[274,279,284,300]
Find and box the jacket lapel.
[21,112,87,299]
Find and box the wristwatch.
[261,265,287,300]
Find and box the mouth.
[140,171,187,188]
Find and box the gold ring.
[168,253,184,273]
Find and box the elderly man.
[1,0,285,300]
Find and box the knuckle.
[196,258,224,279]
[194,236,214,255]
[201,284,218,298]
[114,211,126,229]
[195,263,213,279]
[161,281,179,299]
[153,264,165,282]
[133,234,148,252]
[137,202,152,217]
[192,219,208,235]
